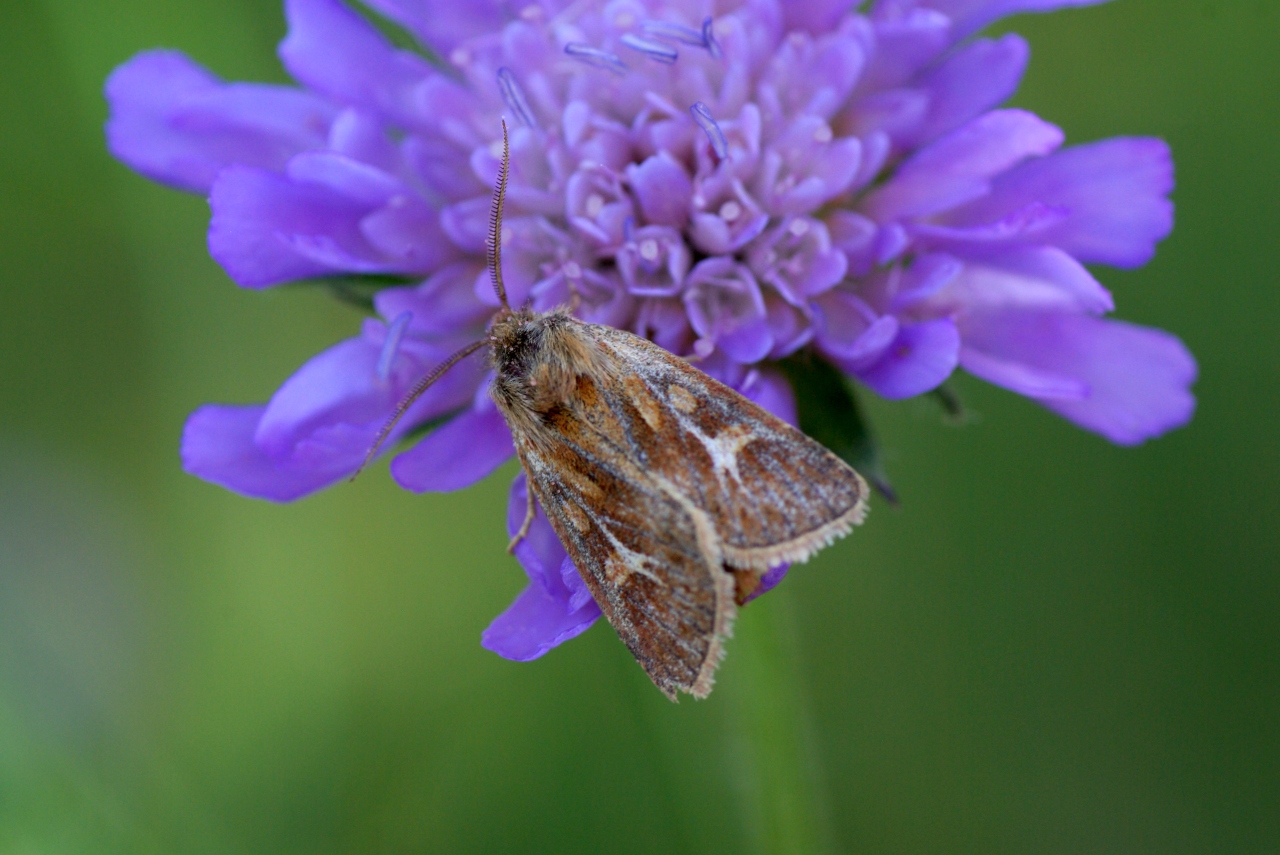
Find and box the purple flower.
[107,0,1195,662]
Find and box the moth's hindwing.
[510,319,868,699]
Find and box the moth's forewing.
[518,434,733,700]
[499,316,867,699]
[587,326,869,569]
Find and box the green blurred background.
[2,1,1276,852]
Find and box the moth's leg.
[508,465,538,553]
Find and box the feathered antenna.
[351,122,515,482]
[488,119,512,313]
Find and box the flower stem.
[722,588,835,855]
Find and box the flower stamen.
[690,101,728,158]
[564,43,628,75]
[496,67,538,130]
[640,16,720,57]
[640,20,703,46]
[376,312,413,385]
[701,17,722,59]
[620,34,678,65]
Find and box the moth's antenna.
[488,119,512,313]
[352,120,514,484]
[350,338,488,482]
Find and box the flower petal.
[902,34,1029,148]
[861,8,950,91]
[863,109,1063,220]
[853,318,961,399]
[280,0,433,126]
[926,246,1114,315]
[627,153,693,229]
[390,405,514,493]
[740,368,799,426]
[482,475,600,662]
[481,578,601,661]
[360,0,507,54]
[684,258,774,364]
[744,564,790,603]
[182,404,359,501]
[922,0,1114,39]
[208,165,381,287]
[104,50,334,193]
[947,137,1174,268]
[373,262,491,335]
[186,320,481,501]
[782,0,859,34]
[959,310,1197,444]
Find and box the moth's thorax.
[489,309,608,427]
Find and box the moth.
[363,121,869,700]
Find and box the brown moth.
[364,121,869,700]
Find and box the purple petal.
[744,564,790,603]
[782,0,858,34]
[627,153,693,229]
[565,167,633,245]
[285,151,401,204]
[104,50,334,193]
[390,405,515,493]
[888,252,964,310]
[826,210,880,276]
[482,475,601,662]
[360,196,459,270]
[757,118,862,215]
[764,291,816,358]
[748,217,847,302]
[740,368,799,426]
[279,0,433,126]
[255,334,389,454]
[208,166,378,287]
[926,247,1114,315]
[373,262,491,335]
[813,289,898,366]
[863,109,1064,220]
[634,298,696,355]
[901,34,1029,149]
[360,0,506,54]
[617,226,690,297]
[861,8,950,91]
[959,310,1196,445]
[689,176,770,255]
[922,0,1114,39]
[327,108,398,171]
[182,404,359,501]
[762,19,869,120]
[208,161,451,287]
[946,138,1174,268]
[853,318,961,399]
[684,258,774,364]
[262,321,481,444]
[186,321,482,501]
[909,201,1068,253]
[481,579,601,661]
[405,137,486,204]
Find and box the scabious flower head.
[106,0,1196,661]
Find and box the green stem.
[722,588,835,855]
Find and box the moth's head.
[489,309,581,380]
[488,308,544,378]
